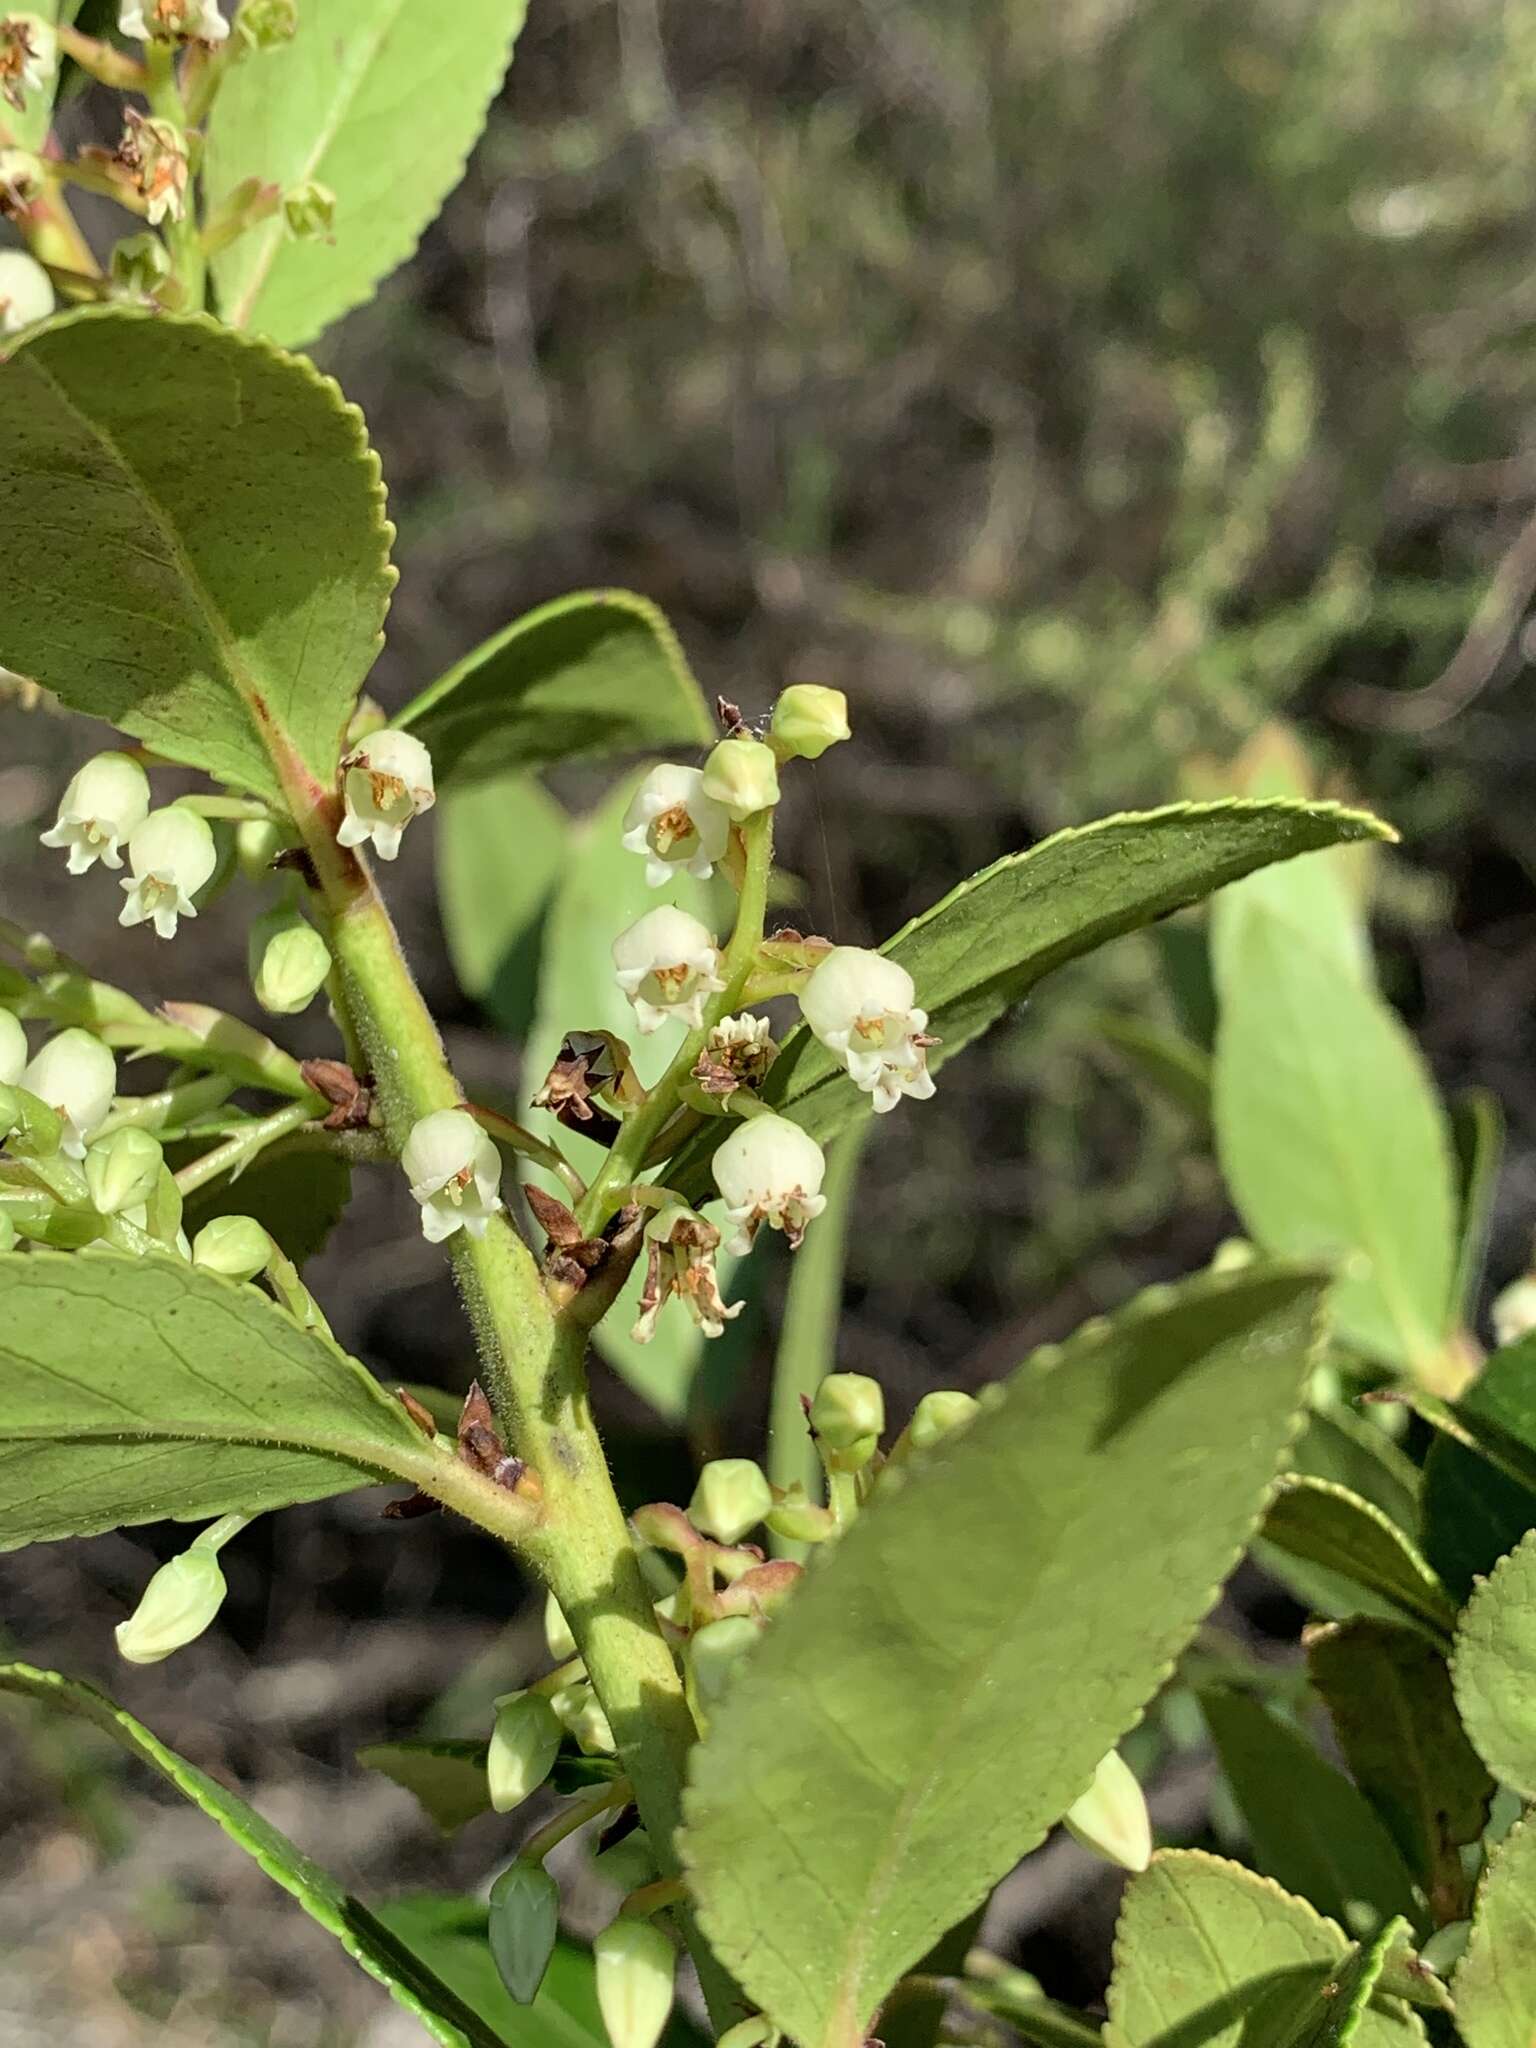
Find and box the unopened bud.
[115,1548,226,1664]
[1493,1274,1536,1351]
[84,1126,163,1216]
[544,1590,576,1661]
[487,1690,562,1813]
[1063,1748,1152,1874]
[550,1680,614,1756]
[592,1828,657,1892]
[235,816,286,878]
[192,1214,272,1282]
[771,684,850,761]
[110,231,172,300]
[765,1484,836,1545]
[22,1029,116,1158]
[594,1918,676,2048]
[249,904,331,1015]
[488,1860,560,2006]
[906,1389,980,1454]
[0,1007,25,1087]
[715,2021,774,2048]
[686,1614,759,1728]
[700,736,780,821]
[810,1373,884,1460]
[235,0,297,48]
[282,178,334,240]
[1210,1237,1256,1273]
[0,246,52,332]
[687,1458,772,1545]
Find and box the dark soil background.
[6,0,1536,2039]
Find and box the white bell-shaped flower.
[712,1112,827,1254]
[612,906,725,1034]
[0,247,52,333]
[118,0,229,44]
[0,1007,25,1087]
[22,1028,117,1159]
[38,751,150,875]
[338,729,435,862]
[620,764,731,886]
[593,1918,676,2048]
[799,945,937,1113]
[118,806,217,940]
[0,14,55,113]
[402,1107,503,1244]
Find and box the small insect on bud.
[632,1204,742,1345]
[612,906,725,1035]
[0,1008,25,1087]
[38,751,150,876]
[771,684,851,762]
[544,1589,576,1662]
[488,1859,561,2006]
[249,904,331,1015]
[1492,1274,1536,1351]
[401,1109,502,1245]
[283,178,334,240]
[549,1679,615,1756]
[799,946,937,1115]
[1063,1748,1153,1874]
[0,14,55,113]
[687,1458,772,1545]
[110,230,173,301]
[118,806,217,940]
[84,1126,164,1217]
[810,1373,884,1464]
[119,0,229,43]
[712,1112,827,1255]
[115,1546,227,1665]
[0,245,51,333]
[191,1214,273,1282]
[620,764,732,887]
[118,110,190,225]
[487,1690,563,1814]
[700,736,781,821]
[338,729,435,862]
[685,1613,760,1729]
[22,1030,116,1159]
[594,1917,677,2048]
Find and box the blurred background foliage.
[7,0,1536,2038]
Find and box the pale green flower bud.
[249,905,331,1015]
[110,231,172,301]
[700,736,780,821]
[1493,1274,1536,1351]
[771,684,850,761]
[544,1589,576,1662]
[0,246,52,333]
[119,806,217,940]
[402,1108,503,1245]
[1210,1237,1256,1273]
[591,1827,657,1892]
[907,1389,979,1453]
[487,1690,562,1814]
[115,1548,227,1664]
[810,1373,884,1455]
[235,0,297,49]
[338,729,434,862]
[488,1859,560,2006]
[191,1214,273,1282]
[765,1484,836,1545]
[594,1918,676,2048]
[0,1008,25,1087]
[686,1614,759,1722]
[687,1458,772,1545]
[0,15,55,116]
[39,751,150,875]
[234,816,286,878]
[282,179,334,240]
[1063,1748,1152,1874]
[22,1030,116,1158]
[85,1126,163,1216]
[549,1679,614,1756]
[715,2020,773,2048]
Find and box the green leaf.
[1282,1917,1412,2048]
[1307,1621,1491,1920]
[1420,1334,1536,1601]
[399,590,715,789]
[1097,1012,1213,1127]
[0,310,393,799]
[1211,905,1456,1382]
[1258,1477,1456,1642]
[1104,1851,1424,2048]
[182,1145,352,1268]
[672,798,1395,1195]
[1450,1090,1504,1324]
[963,1973,1104,2048]
[682,1265,1327,2048]
[357,1739,492,1834]
[1452,1528,1536,1799]
[1201,1690,1423,1938]
[0,1664,512,2048]
[439,774,567,1036]
[0,1250,444,1548]
[1452,1815,1536,2048]
[205,0,526,347]
[1292,1411,1419,1532]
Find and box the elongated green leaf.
[1259,1477,1456,1641]
[206,0,525,346]
[1097,1012,1213,1126]
[1451,1090,1504,1323]
[439,775,567,1036]
[1201,1691,1423,1938]
[1420,1334,1536,1601]
[0,1665,511,2048]
[1452,1528,1536,1798]
[0,310,393,798]
[1212,906,1456,1382]
[1308,1621,1491,1920]
[400,591,715,788]
[1293,1411,1419,1532]
[1453,1815,1536,2048]
[1105,1852,1424,2048]
[672,799,1394,1195]
[683,1265,1327,2048]
[963,1972,1104,2048]
[1283,1918,1412,2048]
[357,1739,492,1834]
[0,1250,447,1548]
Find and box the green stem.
[468,1102,584,1200]
[143,44,205,311]
[99,1072,234,1137]
[173,1097,314,1196]
[577,811,775,1235]
[518,1777,630,1864]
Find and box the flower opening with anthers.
[799,944,938,1113]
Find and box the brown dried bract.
[533,1031,626,1145]
[457,1380,536,1496]
[300,1057,373,1131]
[395,1388,439,1438]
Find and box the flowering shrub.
[1,7,1534,2048]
